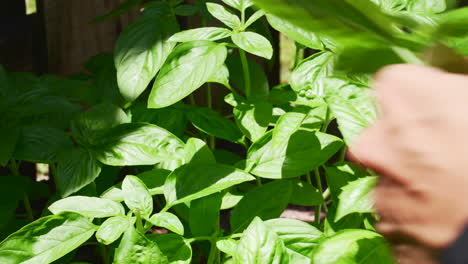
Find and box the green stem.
[135,212,144,233]
[339,147,347,162]
[189,94,196,105]
[306,172,312,185]
[23,194,34,221]
[100,243,110,264]
[255,177,262,186]
[294,46,304,68]
[9,160,20,176]
[207,240,219,264]
[239,50,251,98]
[321,106,331,133]
[314,168,324,224]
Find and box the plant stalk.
[239,50,251,98]
[314,168,324,224]
[23,194,34,221]
[207,239,219,264]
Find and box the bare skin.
[351,64,468,262]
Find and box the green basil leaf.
[49,196,125,218]
[169,27,232,42]
[187,107,243,143]
[147,234,192,264]
[214,149,243,166]
[148,41,227,108]
[189,192,222,236]
[184,137,216,164]
[221,191,244,210]
[0,125,20,166]
[174,4,199,16]
[246,130,343,179]
[325,80,377,145]
[149,212,184,235]
[95,123,185,166]
[137,169,172,196]
[92,0,144,22]
[0,176,29,231]
[216,238,238,256]
[230,95,273,142]
[206,3,241,29]
[114,226,167,264]
[267,14,327,50]
[13,126,72,163]
[324,204,364,236]
[232,32,273,59]
[115,2,179,101]
[131,103,188,138]
[96,216,134,245]
[290,52,334,94]
[0,212,97,264]
[407,0,446,13]
[164,163,255,207]
[56,147,102,197]
[234,217,286,264]
[230,180,292,232]
[324,162,367,203]
[71,103,130,147]
[289,180,324,206]
[207,64,231,88]
[335,176,377,221]
[265,218,322,259]
[222,0,254,11]
[122,175,153,218]
[312,230,394,264]
[244,10,266,29]
[100,186,125,202]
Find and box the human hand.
[351,64,468,249]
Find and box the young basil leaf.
[115,2,179,102]
[148,41,227,108]
[231,32,273,59]
[222,0,254,11]
[243,10,266,29]
[230,180,292,232]
[0,212,97,264]
[71,103,130,147]
[290,52,334,94]
[265,218,323,259]
[289,180,324,206]
[246,129,343,179]
[164,163,255,208]
[96,216,134,245]
[184,137,216,164]
[221,190,244,210]
[13,126,72,163]
[147,234,192,264]
[234,217,286,263]
[187,107,243,143]
[49,196,125,218]
[270,15,327,50]
[92,0,144,22]
[169,27,232,42]
[56,147,102,197]
[335,176,378,221]
[94,123,185,166]
[114,226,167,264]
[189,192,222,237]
[206,3,242,30]
[122,175,153,219]
[312,230,394,264]
[407,0,446,13]
[101,186,125,202]
[149,212,184,235]
[216,238,238,256]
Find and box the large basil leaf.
[147,234,192,264]
[122,175,153,219]
[49,196,125,218]
[246,130,343,179]
[115,2,179,102]
[56,147,102,197]
[232,32,273,59]
[312,230,394,264]
[164,163,255,207]
[148,41,227,108]
[289,180,324,206]
[96,216,133,245]
[335,176,377,221]
[94,123,185,166]
[149,212,184,235]
[265,218,323,259]
[187,107,243,143]
[169,27,232,42]
[234,217,286,264]
[189,192,222,236]
[206,3,241,30]
[0,212,97,264]
[131,103,187,138]
[13,126,72,163]
[325,80,377,145]
[324,162,367,203]
[114,226,167,264]
[230,180,292,232]
[184,137,216,164]
[290,52,334,94]
[267,14,327,50]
